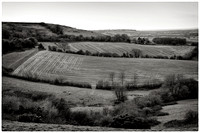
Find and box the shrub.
[149,89,174,103]
[69,111,94,126]
[99,116,113,127]
[2,67,13,76]
[38,43,45,50]
[134,94,162,109]
[164,74,198,100]
[114,85,127,104]
[110,114,151,129]
[18,113,42,123]
[184,110,198,124]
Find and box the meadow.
[12,50,198,85]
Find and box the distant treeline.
[152,38,187,45]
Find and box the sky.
[2,2,198,30]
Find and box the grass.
[155,99,198,124]
[12,50,197,84]
[2,48,38,70]
[2,76,152,107]
[2,120,138,131]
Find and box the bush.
[149,89,175,103]
[99,116,113,127]
[18,113,42,123]
[184,110,198,124]
[38,43,45,50]
[164,74,198,100]
[69,111,94,126]
[134,94,162,109]
[110,114,151,129]
[114,86,127,103]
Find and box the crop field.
[63,42,194,57]
[12,50,197,85]
[2,49,38,70]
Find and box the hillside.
[11,51,197,84]
[2,22,104,40]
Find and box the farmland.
[2,49,38,70]
[12,50,198,85]
[44,42,195,57]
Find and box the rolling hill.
[2,22,104,39]
[11,50,198,85]
[66,42,194,57]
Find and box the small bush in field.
[99,116,113,127]
[184,110,198,124]
[70,111,94,126]
[18,113,42,123]
[110,114,151,129]
[134,94,162,108]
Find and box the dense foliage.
[2,38,38,54]
[152,38,186,45]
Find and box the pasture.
[2,77,152,106]
[152,99,198,130]
[43,42,195,57]
[12,50,197,85]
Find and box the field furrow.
[12,51,198,85]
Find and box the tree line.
[2,38,38,54]
[152,37,187,45]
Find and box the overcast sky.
[2,2,198,30]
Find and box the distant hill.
[95,29,198,42]
[2,22,104,40]
[3,22,198,42]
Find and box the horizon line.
[2,21,198,31]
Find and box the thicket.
[2,37,38,54]
[2,89,160,129]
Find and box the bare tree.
[114,83,127,103]
[119,70,126,86]
[133,73,138,87]
[109,72,115,87]
[60,43,70,52]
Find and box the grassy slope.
[2,76,151,106]
[152,99,198,131]
[2,49,38,70]
[12,51,198,84]
[67,42,194,56]
[3,22,104,38]
[2,120,142,131]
